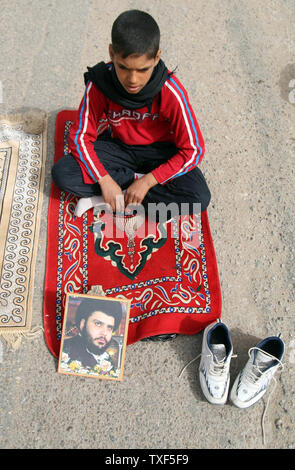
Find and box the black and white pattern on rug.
[0,114,47,345]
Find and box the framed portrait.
[58,293,131,381]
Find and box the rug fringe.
[0,109,48,134]
[0,326,44,351]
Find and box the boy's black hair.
[111,10,160,59]
[75,298,122,332]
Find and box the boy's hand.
[124,173,157,208]
[99,174,124,214]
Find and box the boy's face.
[109,45,161,94]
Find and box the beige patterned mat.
[0,110,47,349]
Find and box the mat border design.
[0,116,47,336]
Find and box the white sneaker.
[230,335,284,409]
[199,320,234,405]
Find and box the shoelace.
[243,361,268,386]
[178,352,237,379]
[248,346,284,372]
[178,353,202,379]
[209,356,230,376]
[240,347,284,393]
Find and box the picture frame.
[58,293,131,381]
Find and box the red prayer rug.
[43,110,222,358]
